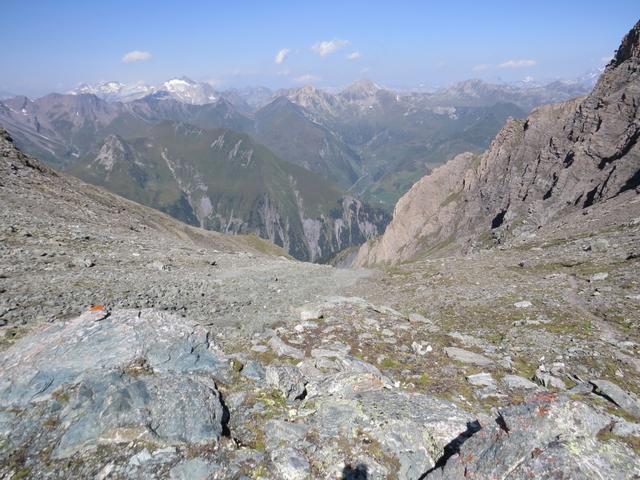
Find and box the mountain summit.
[69,77,220,105]
[356,19,640,266]
[339,79,383,101]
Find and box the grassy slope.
[72,121,351,260]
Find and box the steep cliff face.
[296,195,389,263]
[356,20,640,266]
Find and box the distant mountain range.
[66,72,599,111]
[0,74,596,262]
[70,77,217,104]
[0,91,389,262]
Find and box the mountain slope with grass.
[75,122,388,262]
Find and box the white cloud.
[122,50,152,64]
[294,74,320,83]
[472,63,491,71]
[497,59,536,68]
[601,55,613,64]
[311,39,350,57]
[347,51,361,61]
[275,48,291,64]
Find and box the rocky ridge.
[356,20,640,266]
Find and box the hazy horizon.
[1,0,637,97]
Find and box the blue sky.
[0,1,637,95]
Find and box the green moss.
[484,331,506,345]
[52,389,70,405]
[252,349,297,366]
[249,429,266,452]
[122,357,154,377]
[380,357,402,369]
[597,430,640,455]
[513,357,536,379]
[256,389,288,417]
[0,326,29,350]
[2,447,30,480]
[11,467,31,480]
[413,373,431,387]
[230,359,244,372]
[42,416,59,429]
[251,464,269,478]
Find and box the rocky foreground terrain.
[1,22,640,480]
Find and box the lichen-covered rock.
[266,364,307,401]
[270,447,311,480]
[53,372,226,458]
[169,458,220,480]
[502,374,539,390]
[426,393,640,479]
[268,336,306,360]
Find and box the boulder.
[241,360,266,382]
[299,308,323,321]
[0,309,229,459]
[266,364,307,401]
[590,272,609,281]
[514,300,532,309]
[466,373,495,388]
[534,368,566,390]
[502,375,538,390]
[270,447,310,480]
[409,312,430,324]
[591,379,640,418]
[444,347,493,366]
[612,419,640,437]
[268,336,305,360]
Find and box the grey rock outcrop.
[0,309,230,459]
[265,364,307,401]
[502,375,539,390]
[445,347,493,366]
[427,393,640,479]
[591,379,640,418]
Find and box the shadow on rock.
[342,463,368,479]
[422,420,482,477]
